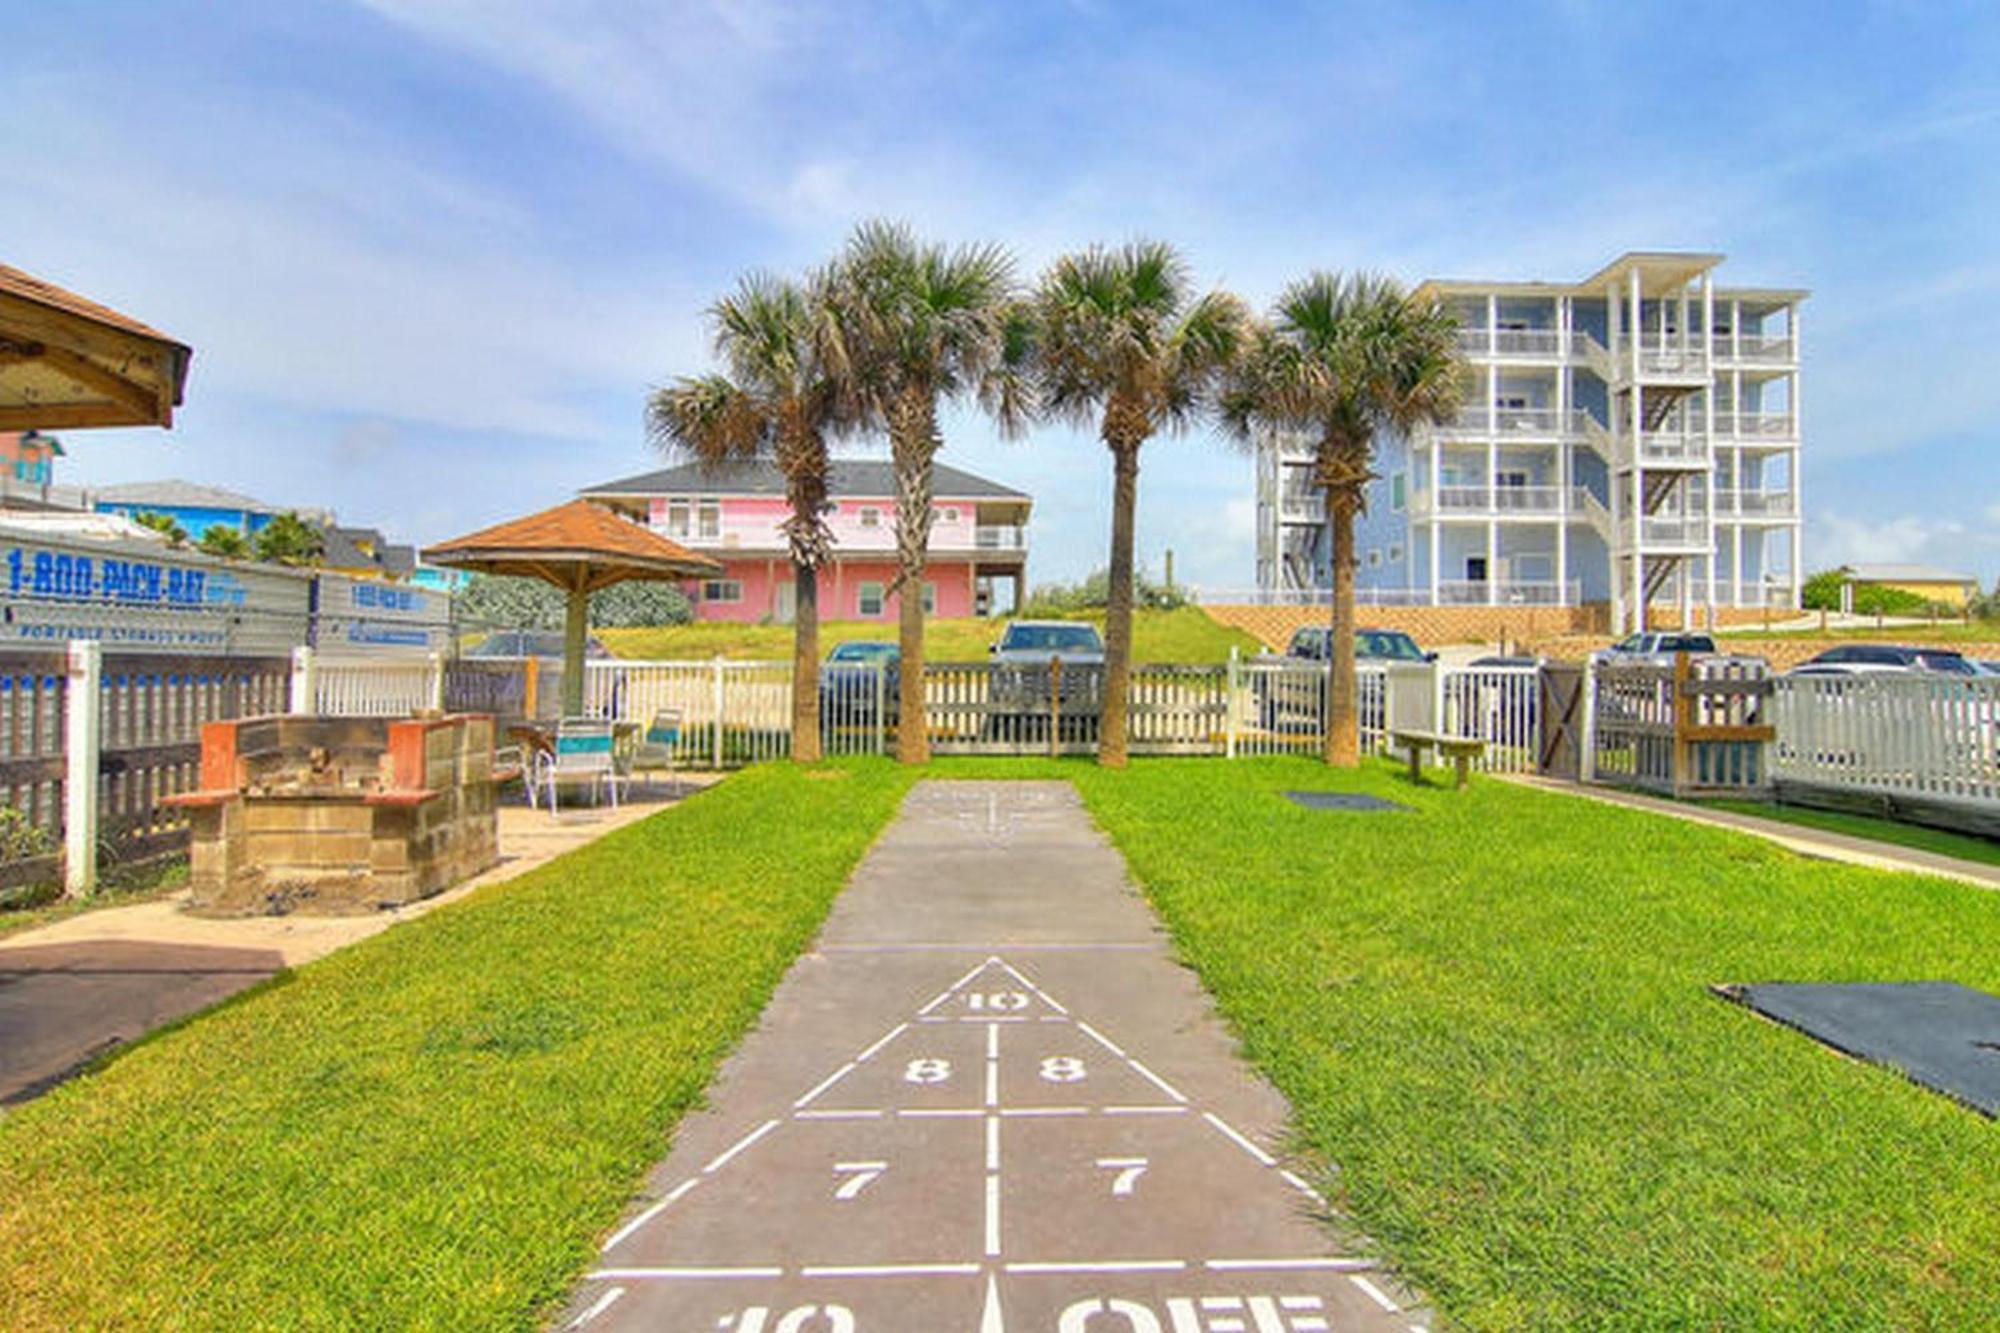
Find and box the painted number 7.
[832,1161,886,1201]
[1096,1156,1148,1197]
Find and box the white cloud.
[1810,510,1990,572]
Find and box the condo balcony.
[1628,433,1712,467]
[1413,485,1593,517]
[1573,331,1709,383]
[1455,327,1564,359]
[1434,406,1596,439]
[1619,514,1711,550]
[971,524,1027,550]
[1711,410,1796,441]
[1711,490,1797,519]
[1437,578,1582,606]
[1717,333,1796,365]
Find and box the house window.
[858,507,882,529]
[701,579,742,603]
[938,507,959,524]
[665,501,690,537]
[1388,544,1404,563]
[858,581,885,616]
[1367,549,1383,568]
[1390,473,1407,511]
[923,582,937,614]
[697,501,721,539]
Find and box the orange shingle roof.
[422,500,721,590]
[0,264,188,349]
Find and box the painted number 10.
[966,991,1030,1011]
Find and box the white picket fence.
[1771,672,2000,808]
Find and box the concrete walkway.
[1506,776,2000,891]
[567,781,1431,1333]
[0,778,718,1106]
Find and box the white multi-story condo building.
[1254,252,1804,631]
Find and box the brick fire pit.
[165,713,504,915]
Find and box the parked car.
[1978,661,2000,677]
[1785,644,1978,677]
[1280,625,1437,664]
[1588,631,1718,666]
[986,620,1106,739]
[820,640,900,728]
[466,629,612,659]
[1250,626,1434,732]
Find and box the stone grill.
[167,713,501,915]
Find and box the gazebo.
[0,263,191,430]
[422,499,720,715]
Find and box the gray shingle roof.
[1845,563,1975,584]
[94,478,279,512]
[582,457,1029,501]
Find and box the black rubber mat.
[1283,791,1412,813]
[1720,981,2000,1117]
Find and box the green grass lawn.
[0,764,916,1330]
[597,606,1260,664]
[1697,796,2000,869]
[1034,757,2000,1331]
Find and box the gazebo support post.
[562,569,589,717]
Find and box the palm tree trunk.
[791,560,822,763]
[890,392,936,764]
[1323,487,1360,766]
[1099,440,1140,768]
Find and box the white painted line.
[917,990,956,1016]
[1006,1259,1186,1274]
[567,1285,624,1328]
[1076,1020,1126,1057]
[998,960,1069,1013]
[987,1022,1000,1060]
[1126,1057,1189,1103]
[600,1178,701,1252]
[898,1107,984,1118]
[793,1063,857,1109]
[1202,1111,1276,1166]
[1280,1169,1325,1202]
[986,1115,1000,1171]
[985,1056,999,1107]
[1103,1104,1188,1116]
[999,1105,1088,1117]
[796,1108,882,1120]
[981,1274,1005,1333]
[703,1118,780,1174]
[1350,1275,1400,1313]
[800,1262,982,1278]
[1205,1257,1378,1272]
[588,1266,783,1280]
[985,1173,1001,1256]
[855,1022,908,1063]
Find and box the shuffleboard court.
[562,781,1431,1333]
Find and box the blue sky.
[8,1,1999,589]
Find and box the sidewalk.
[1506,775,2000,891]
[0,778,719,1105]
[565,780,1431,1333]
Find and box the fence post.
[873,662,887,757]
[1580,658,1599,783]
[1432,660,1447,736]
[1048,656,1062,759]
[712,656,726,770]
[1670,651,1692,795]
[428,652,446,713]
[1225,647,1239,760]
[289,645,316,715]
[522,656,540,720]
[64,640,102,898]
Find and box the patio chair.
[628,708,684,794]
[542,717,623,812]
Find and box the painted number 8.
[1039,1056,1087,1083]
[903,1058,952,1084]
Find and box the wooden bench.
[1390,729,1485,790]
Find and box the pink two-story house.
[581,459,1030,623]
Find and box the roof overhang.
[0,265,191,430]
[1578,251,1725,297]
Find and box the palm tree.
[132,510,188,546]
[647,272,843,763]
[1033,241,1250,766]
[1223,272,1461,765]
[253,512,325,566]
[823,221,1025,763]
[196,525,250,559]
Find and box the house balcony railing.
[1620,515,1711,549]
[1437,579,1581,606]
[1577,331,1709,381]
[1415,485,1592,517]
[1720,333,1795,364]
[1435,407,1595,439]
[1628,433,1711,467]
[972,524,1026,551]
[1712,410,1796,440]
[1455,328,1564,358]
[1278,489,1325,521]
[1712,490,1796,519]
